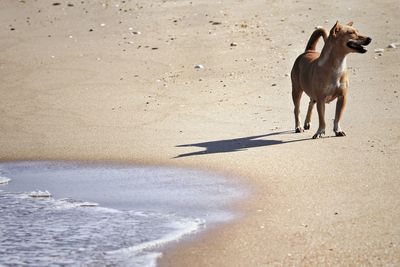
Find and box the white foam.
[0,191,206,266]
[0,176,11,184]
[57,198,100,208]
[28,190,52,198]
[109,217,204,256]
[107,217,204,267]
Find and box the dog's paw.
[304,123,311,130]
[335,131,346,137]
[295,127,304,133]
[312,129,325,139]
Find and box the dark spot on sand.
[52,2,61,6]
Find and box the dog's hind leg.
[304,98,315,130]
[292,85,304,133]
[334,95,347,136]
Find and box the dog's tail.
[305,27,328,52]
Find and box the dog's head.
[329,21,371,54]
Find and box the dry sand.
[1,0,400,265]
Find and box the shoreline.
[1,0,400,265]
[0,160,247,266]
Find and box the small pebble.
[374,48,384,53]
[271,83,277,86]
[194,64,204,69]
[387,43,397,49]
[230,42,238,47]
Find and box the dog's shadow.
[174,130,309,158]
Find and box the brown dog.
[291,21,371,138]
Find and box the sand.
[1,0,400,265]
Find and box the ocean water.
[0,161,244,267]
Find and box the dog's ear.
[330,21,341,37]
[347,21,354,26]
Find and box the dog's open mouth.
[347,38,371,53]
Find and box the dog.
[291,21,371,139]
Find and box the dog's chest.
[325,57,348,92]
[324,78,347,103]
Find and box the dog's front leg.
[313,100,326,139]
[334,95,347,136]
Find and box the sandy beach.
[1,0,400,265]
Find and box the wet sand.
[1,0,400,265]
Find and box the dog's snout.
[365,37,372,45]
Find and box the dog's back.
[291,28,328,86]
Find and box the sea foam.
[0,176,11,184]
